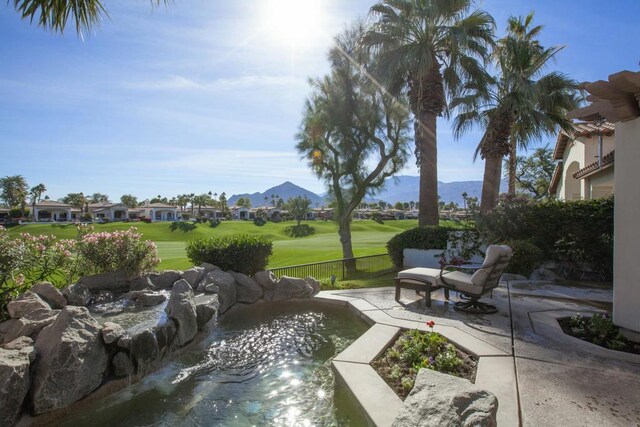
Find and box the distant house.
[88,203,131,221]
[549,121,615,200]
[138,202,178,222]
[195,205,224,219]
[33,200,74,222]
[0,207,10,223]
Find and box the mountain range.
[228,176,507,208]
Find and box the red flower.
[426,320,435,329]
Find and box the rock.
[32,306,109,414]
[112,351,134,377]
[77,270,132,293]
[200,263,220,273]
[270,276,314,301]
[304,276,321,296]
[195,294,220,333]
[201,282,218,294]
[198,270,237,313]
[500,273,528,281]
[0,308,59,345]
[154,320,177,356]
[0,337,34,427]
[7,291,51,319]
[164,280,197,346]
[392,369,498,427]
[102,322,125,345]
[62,283,92,306]
[529,268,560,281]
[136,291,167,307]
[31,282,67,309]
[147,270,182,289]
[129,329,159,374]
[182,267,205,289]
[93,290,114,305]
[231,272,262,303]
[129,275,155,291]
[254,270,278,291]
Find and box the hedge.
[185,234,273,276]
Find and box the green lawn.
[6,219,459,270]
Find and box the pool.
[58,301,370,426]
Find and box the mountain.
[368,175,508,206]
[228,181,325,207]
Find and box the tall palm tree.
[363,0,495,226]
[29,183,47,220]
[452,13,578,213]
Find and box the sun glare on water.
[261,0,328,47]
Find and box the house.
[194,205,224,219]
[549,121,615,200]
[567,69,640,335]
[88,203,132,221]
[33,200,74,222]
[138,202,179,222]
[0,207,10,223]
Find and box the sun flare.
[261,0,327,47]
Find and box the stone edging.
[313,293,520,427]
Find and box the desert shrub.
[477,195,613,280]
[561,313,639,353]
[253,217,266,226]
[185,234,273,276]
[503,240,543,277]
[209,218,221,228]
[75,226,160,277]
[386,227,455,270]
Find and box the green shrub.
[503,240,543,277]
[477,195,613,280]
[386,227,455,270]
[253,217,266,226]
[209,218,221,228]
[185,234,273,276]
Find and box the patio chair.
[394,245,513,313]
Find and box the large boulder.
[164,280,197,346]
[127,329,159,374]
[0,308,59,345]
[135,291,167,307]
[231,272,262,303]
[304,276,321,296]
[0,337,35,427]
[76,270,132,293]
[7,291,51,319]
[254,270,278,291]
[147,270,182,289]
[32,306,108,414]
[269,276,314,301]
[195,294,220,333]
[62,283,92,306]
[392,369,498,427]
[129,275,155,291]
[198,270,237,313]
[154,319,177,357]
[31,282,67,309]
[101,322,125,345]
[181,267,205,289]
[200,263,220,273]
[112,351,134,377]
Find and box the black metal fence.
[270,253,395,281]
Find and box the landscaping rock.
[130,275,155,291]
[154,320,177,356]
[195,294,220,333]
[32,306,109,414]
[231,271,262,303]
[112,351,134,377]
[102,322,125,345]
[136,291,167,307]
[77,270,132,293]
[0,308,59,345]
[93,290,115,305]
[182,267,205,289]
[254,270,278,290]
[7,291,51,319]
[198,270,237,313]
[129,329,159,374]
[270,276,314,301]
[31,282,67,309]
[164,280,197,346]
[62,283,93,306]
[148,270,182,289]
[200,263,220,273]
[0,337,35,427]
[529,268,560,281]
[304,276,322,296]
[392,369,498,427]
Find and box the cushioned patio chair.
[394,245,513,313]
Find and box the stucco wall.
[613,117,640,333]
[558,140,585,200]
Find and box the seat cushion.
[439,271,480,295]
[397,267,441,283]
[471,245,513,286]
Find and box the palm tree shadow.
[169,221,197,233]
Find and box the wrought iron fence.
[270,253,395,281]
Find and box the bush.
[75,226,160,277]
[503,240,543,277]
[477,195,613,280]
[253,217,266,226]
[386,227,454,270]
[209,218,221,228]
[185,234,273,276]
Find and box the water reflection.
[58,302,369,426]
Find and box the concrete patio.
[318,279,640,426]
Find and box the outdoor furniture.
[394,245,513,313]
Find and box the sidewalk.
[320,280,640,426]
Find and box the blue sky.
[1,0,639,201]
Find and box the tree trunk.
[508,138,517,194]
[338,216,356,277]
[417,111,439,227]
[480,155,503,214]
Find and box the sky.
[1,0,639,202]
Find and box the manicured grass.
[6,219,461,271]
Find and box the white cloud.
[123,74,306,92]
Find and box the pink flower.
[426,320,435,330]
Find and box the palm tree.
[452,13,577,213]
[364,0,495,226]
[29,183,47,220]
